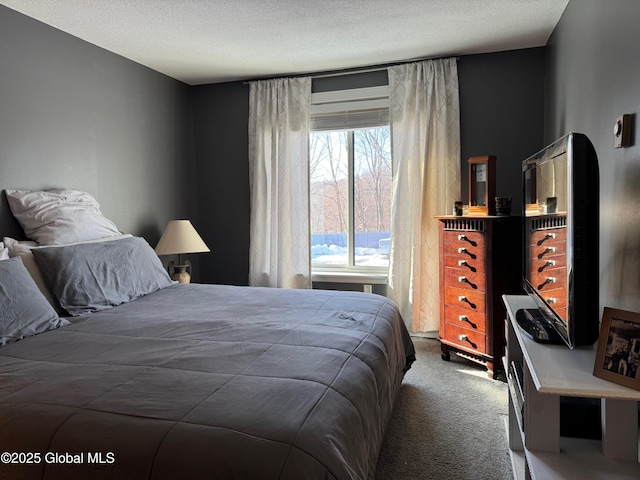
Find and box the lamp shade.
[155,220,210,256]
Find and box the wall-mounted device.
[614,114,632,148]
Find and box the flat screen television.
[517,132,600,348]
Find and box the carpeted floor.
[375,337,513,480]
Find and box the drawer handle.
[459,314,477,329]
[459,276,478,289]
[537,260,556,272]
[537,277,556,290]
[458,295,477,309]
[536,233,556,246]
[458,334,477,349]
[546,297,557,304]
[537,247,556,259]
[458,248,477,259]
[458,260,477,272]
[458,234,477,247]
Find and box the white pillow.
[5,188,121,245]
[3,237,38,252]
[0,242,8,261]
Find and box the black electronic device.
[515,308,564,344]
[521,133,600,348]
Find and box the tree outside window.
[310,127,391,269]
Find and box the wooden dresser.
[437,215,521,378]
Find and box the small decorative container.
[495,197,512,216]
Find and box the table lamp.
[155,220,210,283]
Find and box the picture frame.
[593,307,640,390]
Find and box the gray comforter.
[0,284,414,479]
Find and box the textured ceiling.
[2,0,571,85]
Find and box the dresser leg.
[440,343,451,361]
[486,360,495,380]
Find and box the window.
[309,86,391,272]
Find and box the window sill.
[311,271,388,285]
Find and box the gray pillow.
[3,236,59,311]
[0,257,69,346]
[32,236,174,316]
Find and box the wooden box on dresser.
[437,215,521,378]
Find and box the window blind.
[310,85,389,131]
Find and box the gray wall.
[192,82,250,285]
[0,6,195,258]
[193,52,545,285]
[4,0,637,316]
[546,0,640,312]
[458,48,545,212]
[1,4,547,288]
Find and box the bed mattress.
[0,283,414,480]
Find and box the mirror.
[471,163,487,206]
[524,147,568,320]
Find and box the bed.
[0,188,415,480]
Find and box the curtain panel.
[248,77,312,289]
[388,58,461,333]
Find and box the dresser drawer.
[536,287,567,309]
[444,286,486,313]
[441,322,486,355]
[552,306,568,321]
[530,227,567,247]
[444,267,486,292]
[442,242,486,265]
[529,267,567,293]
[530,239,566,260]
[443,230,485,248]
[441,254,484,274]
[530,255,566,274]
[444,304,487,334]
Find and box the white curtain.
[248,77,312,289]
[387,58,461,333]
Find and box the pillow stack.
[1,188,172,345]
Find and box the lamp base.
[168,261,191,284]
